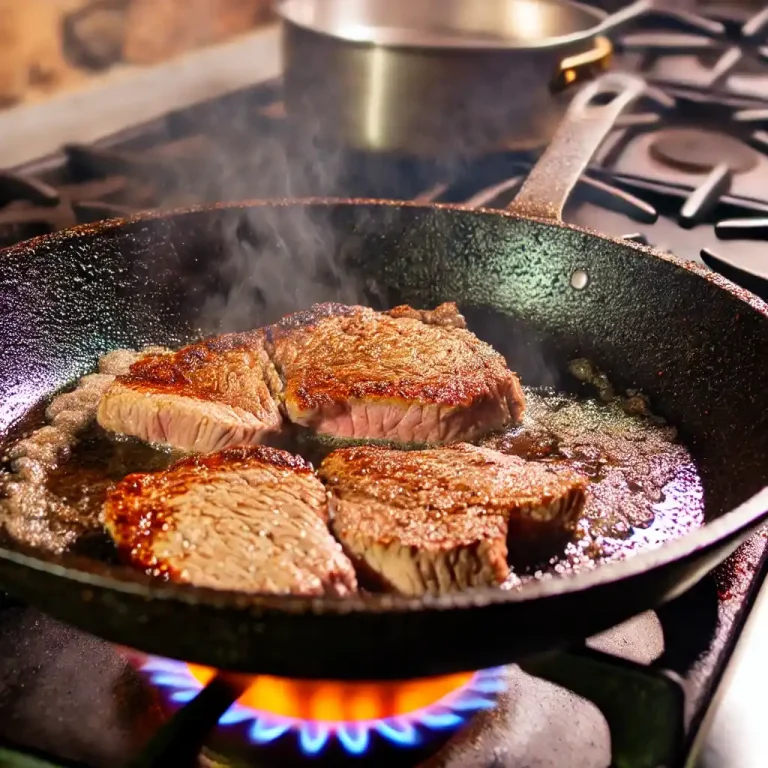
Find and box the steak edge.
[96,331,283,453]
[96,302,524,452]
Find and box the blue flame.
[337,723,369,755]
[138,656,506,757]
[251,719,291,744]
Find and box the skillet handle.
[506,72,649,223]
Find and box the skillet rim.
[1,197,767,617]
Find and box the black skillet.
[1,73,768,681]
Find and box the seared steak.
[97,302,524,452]
[103,445,357,596]
[269,302,524,445]
[96,332,283,453]
[319,444,587,596]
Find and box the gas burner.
[649,127,759,173]
[131,654,506,765]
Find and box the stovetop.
[1,3,768,768]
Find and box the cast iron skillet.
[1,74,767,681]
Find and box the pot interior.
[278,0,605,49]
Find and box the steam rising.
[175,102,378,332]
[200,203,366,333]
[146,70,542,386]
[151,77,482,333]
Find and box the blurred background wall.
[0,0,274,108]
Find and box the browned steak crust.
[96,331,283,453]
[269,302,524,444]
[103,445,357,596]
[319,443,587,596]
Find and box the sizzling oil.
[482,389,703,584]
[0,385,704,582]
[0,428,176,557]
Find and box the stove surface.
[1,2,768,768]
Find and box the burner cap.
[649,128,758,174]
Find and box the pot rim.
[277,0,608,54]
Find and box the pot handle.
[550,36,612,94]
[506,72,647,222]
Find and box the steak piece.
[97,301,523,452]
[103,445,357,596]
[319,444,587,596]
[269,302,524,445]
[96,331,283,453]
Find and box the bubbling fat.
[0,347,171,553]
[481,385,703,585]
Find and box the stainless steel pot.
[277,0,610,155]
[276,0,720,156]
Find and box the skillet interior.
[1,200,767,679]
